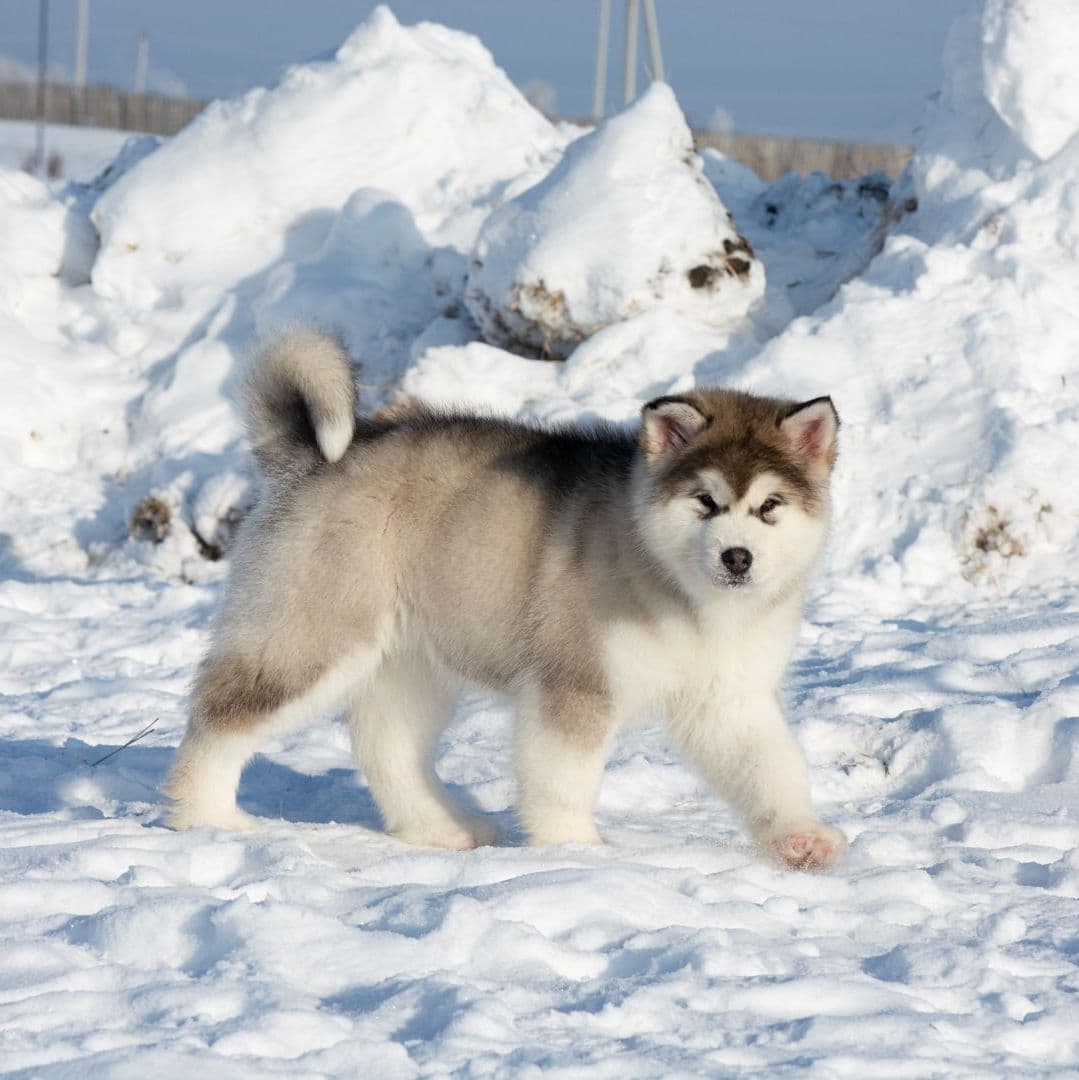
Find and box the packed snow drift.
[1,3,1077,1076]
[90,6,564,309]
[465,83,764,359]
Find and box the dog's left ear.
[779,397,839,469]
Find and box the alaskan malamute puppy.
[166,329,846,869]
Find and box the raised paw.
[768,822,847,871]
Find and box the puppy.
[166,329,846,868]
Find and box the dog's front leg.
[515,687,616,846]
[669,693,847,870]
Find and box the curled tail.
[245,329,356,477]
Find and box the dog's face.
[634,390,839,605]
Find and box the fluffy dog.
[166,329,846,869]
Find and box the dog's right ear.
[640,396,708,458]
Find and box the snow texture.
[981,0,1079,161]
[465,83,765,359]
[1,3,1078,1075]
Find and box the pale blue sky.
[1,0,970,141]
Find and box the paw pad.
[770,824,847,871]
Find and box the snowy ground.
[2,4,1078,1076]
[0,119,135,181]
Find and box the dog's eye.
[759,496,783,519]
[694,492,727,517]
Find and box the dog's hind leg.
[165,642,383,831]
[349,653,499,850]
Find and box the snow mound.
[982,0,1079,161]
[731,0,1079,597]
[465,83,764,359]
[90,4,564,306]
[0,170,97,308]
[252,187,448,380]
[0,171,68,283]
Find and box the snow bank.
[251,187,449,375]
[740,0,1079,597]
[58,5,569,571]
[982,0,1079,161]
[0,171,69,283]
[465,83,764,359]
[91,4,564,305]
[0,169,97,308]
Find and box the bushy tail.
[245,329,356,478]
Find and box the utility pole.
[134,32,149,94]
[642,0,665,82]
[73,0,89,120]
[622,0,639,105]
[596,0,661,119]
[34,0,49,175]
[594,0,665,119]
[592,0,611,122]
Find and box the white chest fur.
[602,594,801,722]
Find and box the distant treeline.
[0,81,205,141]
[694,131,912,182]
[1,81,913,182]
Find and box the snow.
[1,2,1078,1075]
[90,5,564,310]
[981,0,1079,161]
[0,119,134,181]
[0,170,73,316]
[465,83,764,359]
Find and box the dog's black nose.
[721,547,753,576]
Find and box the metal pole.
[73,0,89,122]
[134,32,148,93]
[592,0,611,121]
[642,0,665,82]
[622,0,639,104]
[34,0,49,176]
[74,0,89,86]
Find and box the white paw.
[393,814,500,851]
[523,814,603,846]
[767,822,847,871]
[166,804,258,832]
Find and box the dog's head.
[634,389,838,605]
